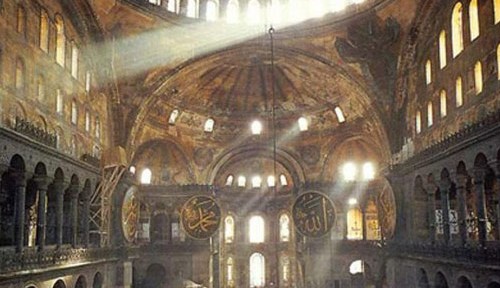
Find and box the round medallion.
[181,195,221,239]
[292,191,335,238]
[121,186,139,242]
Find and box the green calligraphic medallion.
[181,195,221,239]
[292,191,335,237]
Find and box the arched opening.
[469,0,479,41]
[249,253,265,288]
[474,61,483,94]
[143,263,167,288]
[456,276,473,288]
[455,77,463,107]
[75,276,87,288]
[349,260,374,288]
[53,280,66,288]
[416,268,429,288]
[487,282,500,288]
[226,0,239,23]
[150,213,169,243]
[347,207,363,240]
[55,15,66,66]
[435,272,449,288]
[249,215,265,243]
[225,215,234,243]
[451,2,464,57]
[279,213,290,242]
[39,9,49,52]
[425,60,432,84]
[439,30,447,68]
[246,0,261,24]
[92,272,103,288]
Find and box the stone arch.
[416,268,429,288]
[435,271,449,288]
[92,272,103,288]
[144,263,167,288]
[456,276,473,288]
[75,275,87,288]
[53,279,66,288]
[487,282,500,288]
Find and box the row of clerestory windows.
[224,214,290,243]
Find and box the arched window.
[225,216,234,243]
[349,260,364,274]
[206,0,218,21]
[55,15,66,66]
[226,0,239,23]
[40,9,49,52]
[95,117,101,139]
[362,162,375,180]
[280,256,290,284]
[246,0,261,24]
[455,77,463,107]
[204,118,215,132]
[186,0,197,18]
[342,162,357,182]
[15,58,25,90]
[251,176,262,188]
[225,175,234,186]
[17,5,26,36]
[298,116,308,131]
[310,0,326,18]
[168,0,178,12]
[227,257,234,286]
[37,76,45,101]
[440,90,447,117]
[474,61,483,94]
[279,174,288,186]
[249,253,265,287]
[237,175,246,187]
[334,106,346,123]
[347,207,363,240]
[427,101,433,127]
[269,0,282,23]
[251,120,263,134]
[415,111,422,134]
[56,89,64,114]
[71,136,77,156]
[140,168,152,184]
[451,3,464,57]
[439,30,447,68]
[495,0,500,24]
[279,214,290,242]
[469,0,480,41]
[85,110,91,132]
[71,100,78,124]
[71,43,79,79]
[267,175,275,187]
[168,109,179,124]
[85,71,92,92]
[425,60,432,84]
[249,215,264,243]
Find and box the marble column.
[473,168,487,246]
[426,184,436,244]
[439,179,451,245]
[68,183,80,248]
[455,174,468,246]
[494,163,500,241]
[52,179,65,249]
[81,184,91,248]
[34,176,49,251]
[12,171,26,253]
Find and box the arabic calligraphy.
[121,186,139,242]
[181,195,221,239]
[292,191,335,237]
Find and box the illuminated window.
[455,77,463,107]
[349,260,364,274]
[251,120,262,135]
[279,174,288,186]
[298,117,308,131]
[225,175,234,186]
[267,175,275,187]
[279,214,290,242]
[206,0,218,21]
[168,0,178,12]
[129,166,136,174]
[149,0,161,4]
[425,60,432,84]
[252,176,262,188]
[362,162,375,180]
[280,256,290,284]
[439,30,447,68]
[55,15,66,66]
[95,117,101,139]
[269,0,282,24]
[365,200,380,240]
[347,207,363,240]
[416,111,422,134]
[40,10,49,52]
[71,136,77,156]
[168,109,179,124]
[186,0,197,18]
[238,175,246,187]
[204,118,215,132]
[71,100,78,124]
[15,58,25,91]
[334,107,346,123]
[495,0,500,24]
[342,162,356,182]
[427,101,433,127]
[452,3,464,57]
[37,76,45,102]
[474,61,483,94]
[249,253,265,287]
[310,0,326,18]
[71,44,79,79]
[289,0,306,22]
[249,215,264,243]
[17,6,26,36]
[226,0,239,23]
[227,257,234,286]
[140,168,152,184]
[56,89,64,114]
[440,90,447,117]
[246,0,261,24]
[225,216,234,243]
[469,0,480,41]
[85,71,91,92]
[85,110,90,132]
[348,198,358,205]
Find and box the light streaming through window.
[362,162,375,180]
[267,175,275,187]
[226,0,239,23]
[298,117,308,131]
[204,118,215,132]
[349,260,364,275]
[334,107,345,123]
[206,0,217,21]
[251,120,263,135]
[226,175,234,186]
[238,175,246,187]
[252,176,262,188]
[249,253,265,287]
[140,168,152,184]
[249,216,264,243]
[342,162,356,182]
[169,109,179,124]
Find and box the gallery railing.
[13,117,57,148]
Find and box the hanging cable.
[269,26,277,193]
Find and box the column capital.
[33,175,51,190]
[456,174,468,187]
[439,178,451,191]
[68,183,80,198]
[473,167,488,182]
